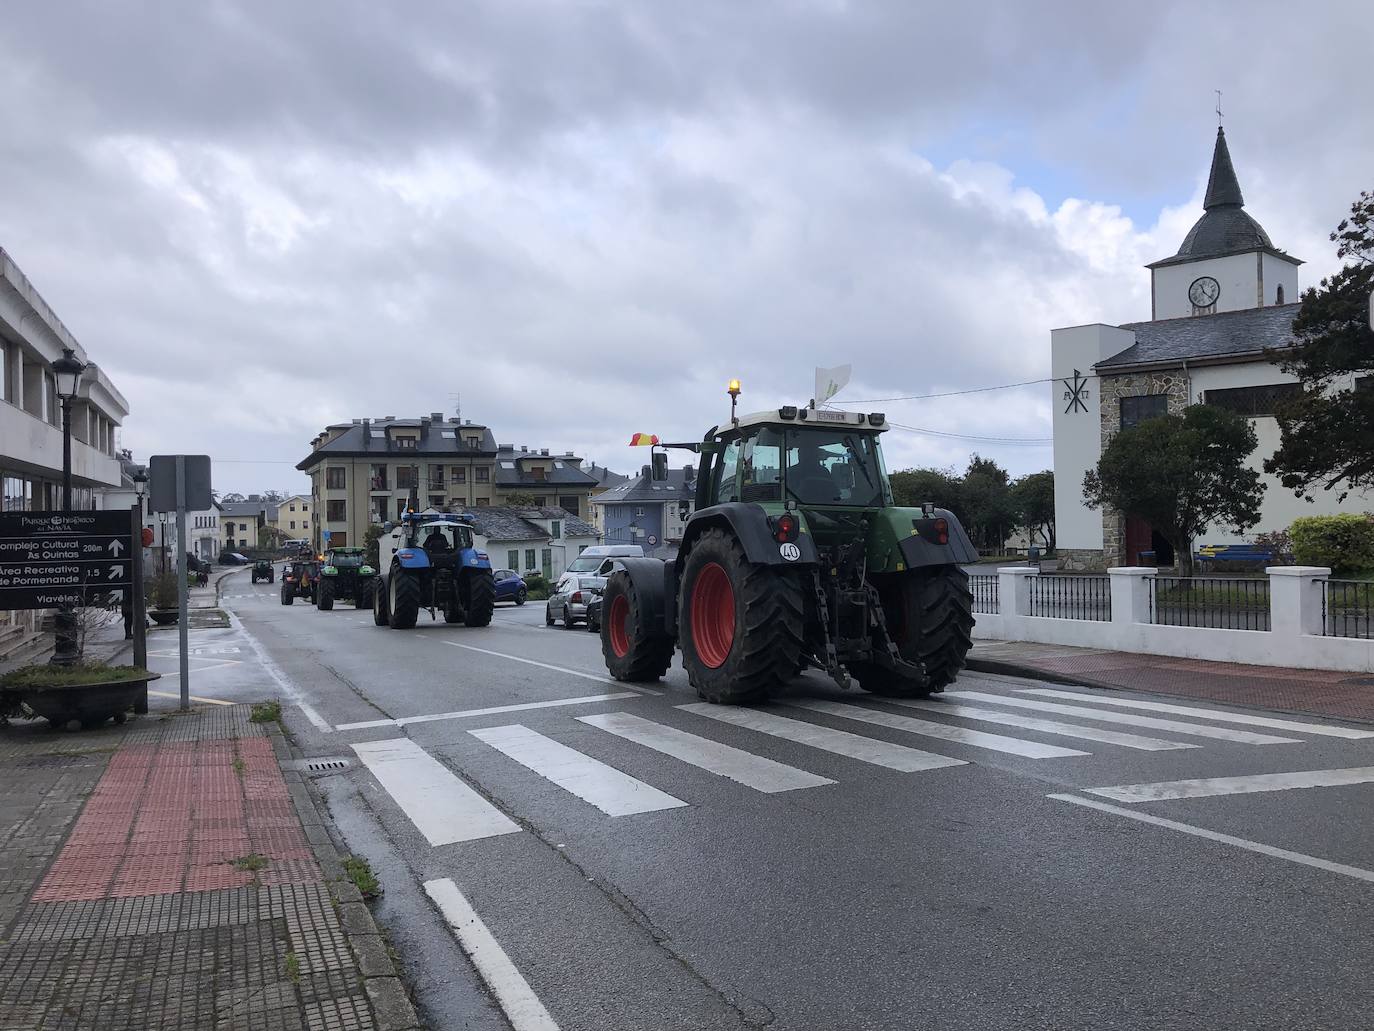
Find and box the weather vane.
[1215,89,1223,127]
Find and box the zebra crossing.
[348,685,1373,848]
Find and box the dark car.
[219,551,250,565]
[280,560,318,605]
[251,559,274,584]
[585,591,602,633]
[493,569,527,606]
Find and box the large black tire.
[317,578,335,611]
[461,570,495,628]
[678,528,803,704]
[852,566,974,697]
[372,577,390,626]
[600,571,673,682]
[281,588,293,606]
[388,568,420,629]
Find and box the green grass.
[231,757,246,777]
[284,951,301,983]
[230,853,268,873]
[249,700,282,724]
[0,663,151,690]
[342,854,381,899]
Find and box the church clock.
[1188,275,1220,309]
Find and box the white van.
[564,544,643,575]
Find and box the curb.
[964,657,1110,691]
[266,720,424,1031]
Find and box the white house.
[454,506,601,581]
[1051,126,1371,570]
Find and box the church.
[1050,127,1369,570]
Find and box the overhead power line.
[839,377,1056,404]
[882,420,1052,447]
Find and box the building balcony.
[369,477,389,492]
[0,400,121,487]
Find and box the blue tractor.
[371,512,495,629]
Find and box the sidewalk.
[0,704,420,1030]
[968,640,1374,723]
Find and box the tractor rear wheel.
[388,569,420,629]
[281,588,293,606]
[372,578,390,626]
[853,566,974,697]
[600,571,673,681]
[317,579,334,611]
[461,570,495,627]
[679,528,803,704]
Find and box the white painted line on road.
[444,642,663,695]
[470,724,688,816]
[424,878,561,1031]
[791,700,1088,759]
[945,691,1300,745]
[678,703,968,772]
[335,692,642,732]
[1017,688,1374,740]
[1084,766,1374,803]
[352,738,520,845]
[227,609,334,733]
[578,712,834,793]
[1049,793,1374,885]
[885,698,1197,752]
[147,689,233,706]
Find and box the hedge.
[1288,514,1374,574]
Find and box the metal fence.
[1027,575,1111,621]
[1323,579,1374,639]
[1148,576,1270,631]
[970,575,999,614]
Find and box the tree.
[1082,405,1265,575]
[959,455,1017,552]
[1011,470,1055,549]
[1264,189,1374,502]
[889,467,963,520]
[363,523,385,569]
[504,491,539,507]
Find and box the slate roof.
[453,506,600,542]
[592,466,697,506]
[586,463,629,490]
[1097,302,1300,370]
[297,417,498,470]
[493,447,598,488]
[220,499,277,520]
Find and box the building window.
[452,467,466,483]
[289,503,296,512]
[531,497,547,507]
[476,467,490,483]
[429,495,444,509]
[289,520,296,530]
[239,539,248,548]
[465,436,481,448]
[1276,284,1285,305]
[578,544,588,554]
[370,465,388,491]
[302,503,308,512]
[525,549,536,570]
[327,500,347,522]
[1119,394,1169,429]
[396,466,416,489]
[395,436,416,449]
[475,497,489,506]
[1203,383,1303,418]
[551,520,561,539]
[634,507,645,517]
[558,495,579,515]
[507,550,519,569]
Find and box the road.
[175,569,1374,1030]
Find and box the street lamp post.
[49,347,88,667]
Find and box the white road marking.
[1017,688,1374,740]
[228,609,334,733]
[146,689,233,706]
[885,698,1196,752]
[352,738,520,845]
[335,692,641,732]
[1084,765,1374,803]
[791,700,1088,759]
[677,703,967,772]
[424,878,561,1031]
[577,712,834,793]
[1049,793,1374,885]
[945,691,1300,745]
[470,724,688,816]
[445,642,663,696]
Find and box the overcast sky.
[1,1,1367,495]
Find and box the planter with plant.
[149,571,180,625]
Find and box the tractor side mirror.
[651,452,668,481]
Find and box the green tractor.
[600,388,975,703]
[316,547,376,611]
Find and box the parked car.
[219,552,250,565]
[585,591,602,633]
[545,574,605,628]
[251,559,275,584]
[563,544,643,575]
[493,569,528,606]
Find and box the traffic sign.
[0,511,136,609]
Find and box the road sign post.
[130,504,148,714]
[0,511,135,608]
[150,455,212,712]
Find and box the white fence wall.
[972,566,1374,673]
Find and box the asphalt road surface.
[186,569,1374,1031]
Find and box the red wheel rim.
[690,562,735,669]
[608,595,631,657]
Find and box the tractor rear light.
[772,513,799,543]
[935,518,948,545]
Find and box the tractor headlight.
[360,566,375,576]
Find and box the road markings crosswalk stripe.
[352,738,520,845]
[884,698,1197,751]
[945,691,1301,745]
[445,642,662,695]
[677,703,968,772]
[577,712,834,792]
[470,724,689,816]
[790,700,1089,759]
[1016,688,1374,740]
[335,692,641,732]
[1083,765,1374,803]
[424,878,562,1031]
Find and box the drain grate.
[301,757,352,775]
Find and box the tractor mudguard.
[680,504,820,567]
[615,557,675,638]
[455,547,493,571]
[897,508,979,568]
[393,548,432,570]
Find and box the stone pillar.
[1108,566,1154,625]
[1267,566,1330,638]
[998,566,1038,617]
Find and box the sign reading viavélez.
[0,511,135,610]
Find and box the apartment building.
[271,494,312,540]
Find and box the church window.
[1203,383,1302,418]
[1119,394,1168,429]
[1275,284,1284,304]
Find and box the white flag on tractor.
[814,364,851,405]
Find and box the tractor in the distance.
[316,547,376,611]
[371,512,495,629]
[600,387,976,703]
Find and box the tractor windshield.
[330,552,365,568]
[783,428,886,507]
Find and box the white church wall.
[1153,252,1263,319]
[1261,252,1300,306]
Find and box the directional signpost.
[0,511,135,608]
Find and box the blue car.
[493,569,528,606]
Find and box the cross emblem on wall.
[1062,369,1091,414]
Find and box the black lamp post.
[50,346,88,667]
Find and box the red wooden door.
[1124,517,1153,565]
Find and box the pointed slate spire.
[1203,127,1244,209]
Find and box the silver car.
[546,574,606,629]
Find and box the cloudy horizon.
[1,1,1366,496]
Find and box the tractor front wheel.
[679,528,803,704]
[600,571,673,682]
[461,570,495,628]
[853,566,974,697]
[317,579,334,611]
[388,569,420,629]
[372,577,390,626]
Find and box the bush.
[1289,514,1374,574]
[523,573,550,601]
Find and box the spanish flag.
[628,433,660,446]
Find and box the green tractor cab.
[601,394,975,704]
[316,547,377,611]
